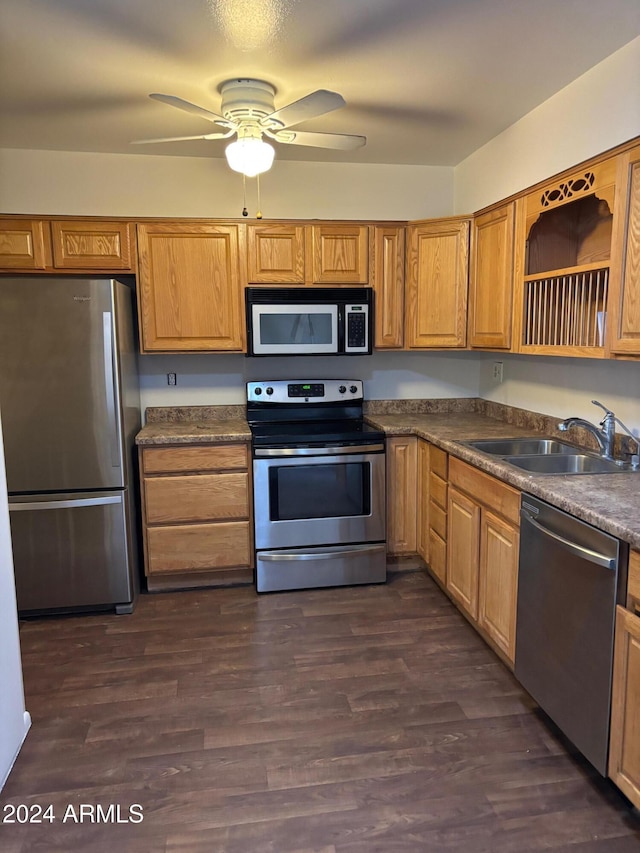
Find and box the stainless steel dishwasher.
[515,494,627,775]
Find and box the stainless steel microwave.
[245,287,373,356]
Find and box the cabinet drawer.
[142,444,248,474]
[429,500,447,541]
[449,457,519,525]
[628,549,640,611]
[430,446,448,479]
[145,473,249,523]
[146,522,251,574]
[429,530,446,585]
[429,472,447,511]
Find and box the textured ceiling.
[1,0,640,167]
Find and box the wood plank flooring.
[1,568,639,852]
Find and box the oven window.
[269,461,370,520]
[259,311,333,346]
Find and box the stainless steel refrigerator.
[0,277,141,614]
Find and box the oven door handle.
[254,443,385,457]
[259,544,386,562]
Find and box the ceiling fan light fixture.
[225,136,275,177]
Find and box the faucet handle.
[592,399,615,418]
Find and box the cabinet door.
[137,222,244,352]
[406,218,470,348]
[50,220,134,270]
[0,219,49,270]
[311,225,369,284]
[373,226,405,348]
[609,606,640,808]
[468,203,514,349]
[478,510,519,663]
[608,145,640,355]
[386,436,417,554]
[246,223,306,283]
[416,439,430,562]
[447,486,480,619]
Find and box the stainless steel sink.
[464,437,580,456]
[503,454,629,474]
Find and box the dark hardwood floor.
[1,567,639,853]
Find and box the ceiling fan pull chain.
[242,173,248,217]
[256,173,263,220]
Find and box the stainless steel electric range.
[247,379,387,593]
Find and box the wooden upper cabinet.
[50,220,134,270]
[246,223,306,284]
[311,224,369,284]
[0,219,48,269]
[607,144,640,356]
[515,156,617,356]
[136,221,244,353]
[0,218,135,272]
[405,217,470,348]
[468,202,515,350]
[372,225,405,348]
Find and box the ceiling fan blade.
[132,130,234,144]
[269,129,366,150]
[149,93,230,127]
[262,90,345,129]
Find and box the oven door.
[250,304,339,355]
[253,445,385,550]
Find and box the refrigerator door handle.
[9,495,123,511]
[103,311,121,469]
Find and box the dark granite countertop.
[135,405,250,445]
[365,410,640,550]
[135,400,640,550]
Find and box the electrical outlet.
[492,361,504,382]
[167,373,177,386]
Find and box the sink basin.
[464,437,580,456]
[503,454,629,474]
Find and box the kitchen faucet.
[558,400,617,459]
[558,400,640,468]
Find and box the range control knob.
[349,385,358,394]
[338,385,347,394]
[266,386,274,395]
[254,387,262,396]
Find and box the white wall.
[0,414,30,791]
[139,350,482,413]
[0,150,452,221]
[455,36,640,434]
[478,353,640,434]
[454,36,640,213]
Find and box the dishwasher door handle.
[520,508,616,569]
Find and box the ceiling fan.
[134,78,366,176]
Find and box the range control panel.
[247,379,363,404]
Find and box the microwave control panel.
[345,304,369,353]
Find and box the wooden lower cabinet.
[478,509,519,661]
[139,442,253,590]
[427,446,448,585]
[386,436,417,554]
[447,486,480,618]
[416,439,430,562]
[447,457,520,664]
[609,547,640,806]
